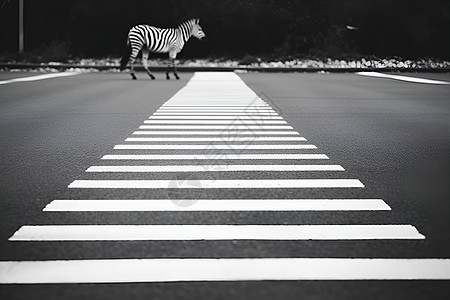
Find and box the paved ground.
[0,71,449,299]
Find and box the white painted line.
[139,125,293,130]
[169,92,260,95]
[149,116,283,119]
[101,154,328,160]
[161,103,271,105]
[158,108,273,110]
[3,258,450,283]
[168,94,259,96]
[132,130,299,135]
[159,104,269,106]
[167,95,259,97]
[357,72,450,85]
[163,103,270,106]
[86,165,344,173]
[43,199,391,212]
[162,105,270,107]
[156,109,276,112]
[182,100,263,102]
[125,137,306,142]
[9,224,422,241]
[144,120,287,124]
[0,72,80,85]
[165,97,259,99]
[166,95,261,97]
[68,179,363,189]
[153,112,278,116]
[155,110,277,113]
[167,94,263,97]
[160,104,269,106]
[164,98,265,101]
[161,105,269,107]
[154,108,277,115]
[114,144,317,150]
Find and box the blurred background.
[1,0,449,62]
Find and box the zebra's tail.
[120,40,131,71]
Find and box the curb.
[1,63,450,73]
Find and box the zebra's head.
[191,19,206,41]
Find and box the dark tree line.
[1,0,449,61]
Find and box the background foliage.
[1,0,449,61]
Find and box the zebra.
[120,18,206,80]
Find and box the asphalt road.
[0,71,449,299]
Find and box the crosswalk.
[1,72,449,284]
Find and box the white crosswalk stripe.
[125,136,306,142]
[9,224,424,241]
[86,165,345,172]
[114,144,317,150]
[2,72,444,284]
[132,130,299,135]
[153,112,279,115]
[148,115,284,119]
[43,199,391,211]
[2,258,450,284]
[156,109,277,112]
[138,125,293,129]
[100,154,329,160]
[144,120,287,124]
[68,179,364,189]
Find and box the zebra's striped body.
[129,25,182,55]
[121,18,206,80]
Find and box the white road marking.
[132,130,299,135]
[156,109,276,112]
[125,137,306,142]
[144,120,287,124]
[9,225,422,241]
[0,72,80,85]
[114,144,317,150]
[167,95,264,98]
[163,102,270,106]
[86,165,344,172]
[357,72,450,85]
[101,154,328,160]
[154,113,278,116]
[149,116,283,119]
[162,104,270,107]
[138,125,293,130]
[165,96,264,99]
[2,258,449,283]
[68,179,363,189]
[43,199,391,212]
[161,100,267,102]
[159,105,270,107]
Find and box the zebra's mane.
[177,18,197,28]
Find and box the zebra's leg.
[173,59,180,80]
[129,57,137,80]
[167,52,180,80]
[172,57,179,80]
[166,59,171,80]
[142,49,155,80]
[129,43,142,80]
[166,58,179,80]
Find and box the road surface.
[1,70,449,299]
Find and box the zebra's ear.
[195,18,200,24]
